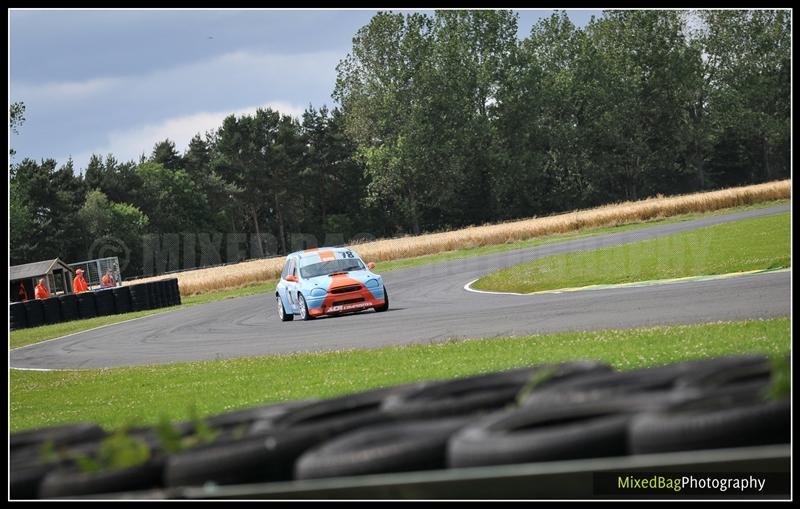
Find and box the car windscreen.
[300,258,365,279]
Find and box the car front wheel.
[278,295,293,322]
[298,293,314,321]
[375,287,389,312]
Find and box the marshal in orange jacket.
[35,280,50,299]
[73,270,90,293]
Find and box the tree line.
[10,10,790,278]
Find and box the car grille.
[335,298,365,306]
[330,285,362,294]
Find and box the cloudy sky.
[10,9,599,172]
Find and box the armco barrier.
[58,294,79,322]
[23,299,45,328]
[10,354,790,499]
[10,302,27,330]
[42,297,63,325]
[76,292,97,319]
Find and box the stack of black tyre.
[10,423,108,499]
[76,292,97,319]
[112,286,132,314]
[41,297,62,325]
[10,302,27,331]
[10,354,790,499]
[22,299,45,328]
[147,282,162,310]
[128,283,151,312]
[58,294,79,322]
[10,278,181,331]
[170,279,182,306]
[145,279,180,309]
[94,289,116,317]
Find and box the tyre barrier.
[12,355,789,499]
[673,354,772,389]
[11,462,57,499]
[447,394,679,468]
[165,279,178,306]
[295,416,473,480]
[10,301,27,330]
[628,380,790,454]
[128,283,151,312]
[381,361,612,420]
[76,292,97,319]
[112,286,132,314]
[58,294,79,322]
[159,280,172,307]
[38,459,166,499]
[23,299,45,328]
[10,280,177,333]
[171,279,182,306]
[94,289,116,317]
[147,282,162,310]
[204,399,318,430]
[167,279,178,306]
[166,385,418,487]
[10,423,106,453]
[42,297,63,325]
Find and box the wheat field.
[128,180,790,296]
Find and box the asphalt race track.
[11,205,790,370]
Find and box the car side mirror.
[285,275,298,283]
[367,262,376,270]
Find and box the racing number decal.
[343,251,355,259]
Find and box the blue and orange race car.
[276,247,388,321]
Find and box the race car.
[276,247,388,321]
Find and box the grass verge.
[473,212,789,293]
[10,317,790,432]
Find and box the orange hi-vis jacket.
[35,283,50,299]
[73,275,90,294]
[101,274,115,287]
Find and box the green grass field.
[9,200,788,350]
[473,212,790,294]
[10,317,790,432]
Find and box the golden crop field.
[129,179,790,296]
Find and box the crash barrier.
[23,299,45,328]
[41,297,62,325]
[76,292,97,319]
[9,279,180,331]
[10,301,27,330]
[58,294,79,322]
[112,287,132,314]
[10,354,790,499]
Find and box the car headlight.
[365,278,380,289]
[310,288,327,297]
